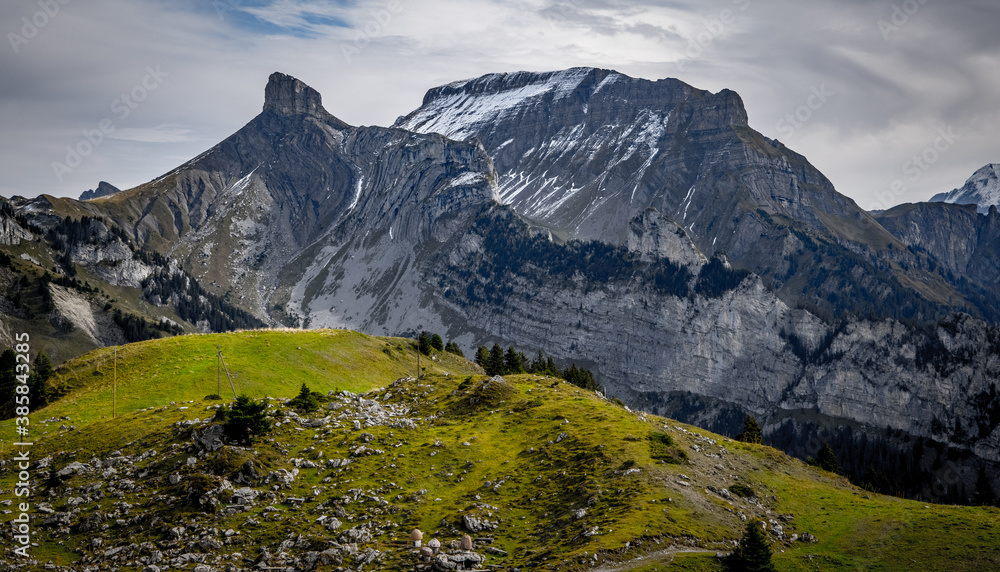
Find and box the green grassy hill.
[1,330,998,572]
[11,328,477,439]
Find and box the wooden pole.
[219,349,237,398]
[216,345,221,396]
[113,346,117,418]
[416,342,420,380]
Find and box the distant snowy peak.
[930,163,1000,214]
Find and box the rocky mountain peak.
[930,163,1000,214]
[263,72,342,124]
[79,181,121,201]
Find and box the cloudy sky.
[2,0,998,211]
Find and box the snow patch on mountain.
[396,68,593,140]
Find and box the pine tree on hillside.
[445,341,464,357]
[487,344,505,376]
[27,352,53,410]
[736,415,764,444]
[215,395,272,445]
[288,382,319,413]
[431,333,444,352]
[974,466,997,506]
[418,331,432,356]
[726,520,778,572]
[504,346,526,374]
[474,346,489,369]
[529,350,546,374]
[817,443,843,475]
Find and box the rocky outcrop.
[79,181,121,201]
[262,71,350,128]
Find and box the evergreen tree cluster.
[473,344,600,391]
[0,201,42,235]
[141,269,264,333]
[0,350,54,420]
[416,331,464,357]
[451,209,694,309]
[111,308,182,344]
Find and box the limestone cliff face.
[877,202,1000,306]
[423,206,1000,469]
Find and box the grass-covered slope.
[0,331,998,572]
[11,329,478,439]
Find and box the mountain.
[395,68,966,322]
[2,330,999,571]
[931,163,1000,214]
[79,72,499,329]
[876,202,1000,314]
[7,70,1000,504]
[79,181,121,201]
[0,194,261,366]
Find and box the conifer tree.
[474,346,489,369]
[445,341,464,357]
[487,344,505,376]
[726,520,778,572]
[974,466,996,506]
[289,382,319,413]
[736,415,764,444]
[418,331,432,356]
[215,395,272,445]
[504,346,525,374]
[817,443,843,475]
[431,333,444,352]
[27,353,53,410]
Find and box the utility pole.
[217,345,237,398]
[216,345,221,396]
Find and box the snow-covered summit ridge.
[396,68,602,140]
[395,67,747,142]
[930,164,1000,214]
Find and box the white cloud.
[107,125,198,144]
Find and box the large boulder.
[192,424,226,452]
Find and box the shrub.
[288,382,320,413]
[729,483,754,498]
[214,395,272,444]
[649,430,687,464]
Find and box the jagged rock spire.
[263,72,348,128]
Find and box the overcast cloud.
[2,0,998,211]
